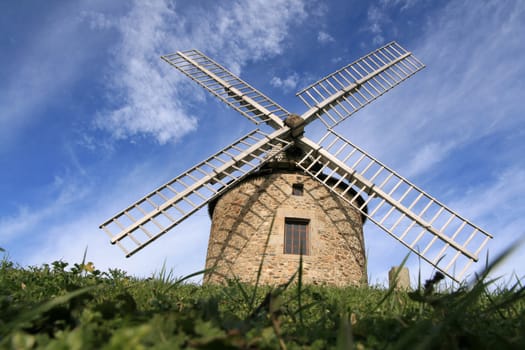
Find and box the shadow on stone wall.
[204,170,367,286]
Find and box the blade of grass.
[250,214,278,310]
[174,268,211,286]
[297,247,304,327]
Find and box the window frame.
[292,183,304,196]
[284,218,309,255]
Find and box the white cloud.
[363,0,420,46]
[379,0,419,11]
[94,1,197,144]
[402,141,455,179]
[80,10,113,30]
[2,0,310,279]
[25,206,211,281]
[348,1,525,175]
[96,0,308,144]
[445,166,525,282]
[331,56,343,64]
[0,175,93,246]
[1,156,211,279]
[270,73,300,91]
[365,5,387,45]
[212,0,307,66]
[449,167,525,224]
[317,31,335,44]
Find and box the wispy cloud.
[317,31,335,44]
[270,73,300,92]
[23,196,211,280]
[363,0,420,46]
[347,0,525,283]
[94,2,197,144]
[4,162,211,279]
[349,0,525,177]
[1,152,209,277]
[4,0,523,287]
[0,175,92,246]
[96,0,308,144]
[365,5,387,45]
[449,167,525,225]
[379,0,419,11]
[211,0,307,68]
[3,0,310,277]
[401,140,455,180]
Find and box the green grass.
[0,248,524,349]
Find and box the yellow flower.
[83,262,95,273]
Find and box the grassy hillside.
[1,249,524,349]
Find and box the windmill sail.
[162,50,287,129]
[100,129,291,257]
[296,130,492,282]
[298,42,425,128]
[101,41,492,283]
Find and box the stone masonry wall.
[204,171,367,286]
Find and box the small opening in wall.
[292,183,304,196]
[284,218,309,255]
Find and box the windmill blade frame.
[100,128,292,257]
[100,41,493,284]
[162,49,287,129]
[295,130,492,282]
[298,41,425,128]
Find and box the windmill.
[100,42,493,284]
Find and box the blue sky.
[1,0,524,286]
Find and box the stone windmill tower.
[100,42,493,285]
[204,146,368,286]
